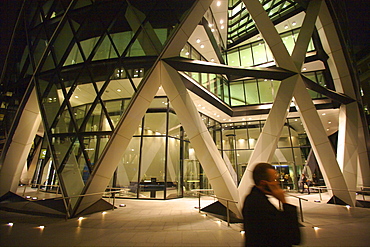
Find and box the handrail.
[285,193,308,222]
[193,190,237,227]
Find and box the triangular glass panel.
[80,37,98,61]
[37,79,51,100]
[40,79,64,128]
[41,50,57,72]
[81,135,99,168]
[52,135,76,170]
[60,138,85,208]
[63,41,84,66]
[73,0,92,10]
[53,104,77,134]
[53,21,75,66]
[81,102,113,132]
[127,39,145,57]
[110,31,132,57]
[41,1,53,18]
[92,35,119,61]
[51,0,66,18]
[32,37,48,68]
[136,25,162,56]
[105,100,124,128]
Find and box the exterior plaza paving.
[1,191,370,246]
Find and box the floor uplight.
[240,230,245,234]
[346,205,351,209]
[39,226,45,229]
[7,222,14,226]
[102,211,107,215]
[313,226,319,230]
[78,217,84,220]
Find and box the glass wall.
[226,28,315,67]
[219,117,317,190]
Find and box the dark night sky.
[344,0,370,53]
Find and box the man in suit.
[242,163,301,246]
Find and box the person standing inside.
[242,163,301,246]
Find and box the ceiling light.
[302,67,307,71]
[292,21,296,26]
[196,38,201,43]
[211,58,214,62]
[117,89,121,92]
[211,28,215,32]
[220,19,224,24]
[322,113,326,116]
[217,1,221,6]
[284,25,288,29]
[200,44,204,48]
[75,95,79,98]
[221,25,224,29]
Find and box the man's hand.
[264,180,287,204]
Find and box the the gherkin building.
[0,0,369,218]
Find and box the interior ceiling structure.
[61,76,339,137]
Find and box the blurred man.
[242,163,301,246]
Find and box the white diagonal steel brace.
[75,0,212,216]
[239,0,353,207]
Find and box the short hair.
[252,162,274,185]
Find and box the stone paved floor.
[1,192,370,246]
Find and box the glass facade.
[19,0,322,199]
[1,0,365,219]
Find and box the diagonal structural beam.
[161,61,240,217]
[74,0,213,216]
[293,77,354,205]
[242,0,297,72]
[238,75,300,205]
[164,57,295,81]
[291,0,323,69]
[238,0,353,207]
[301,76,355,104]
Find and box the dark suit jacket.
[242,186,301,246]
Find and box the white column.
[242,0,297,72]
[238,75,299,203]
[317,1,365,198]
[0,88,41,196]
[76,0,212,215]
[161,61,240,217]
[293,78,353,205]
